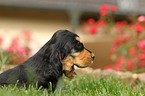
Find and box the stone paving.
[76,67,145,84]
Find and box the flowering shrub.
[87,4,145,72]
[0,30,32,65]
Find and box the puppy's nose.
[91,55,95,60]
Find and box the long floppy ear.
[42,42,63,71]
[50,49,62,71]
[38,29,76,66]
[38,32,58,62]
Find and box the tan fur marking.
[62,56,76,78]
[73,49,93,67]
[62,56,73,71]
[76,37,82,43]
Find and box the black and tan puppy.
[0,30,95,91]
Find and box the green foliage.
[0,50,11,71]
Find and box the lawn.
[0,74,144,96]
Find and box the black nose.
[91,55,95,60]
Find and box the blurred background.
[0,0,145,72]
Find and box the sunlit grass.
[0,74,144,96]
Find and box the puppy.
[0,30,95,91]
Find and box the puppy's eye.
[75,41,80,46]
[75,42,84,51]
[76,41,81,46]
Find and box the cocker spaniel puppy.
[0,30,95,91]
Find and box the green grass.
[0,74,144,96]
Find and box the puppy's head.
[62,32,95,78]
[70,37,95,67]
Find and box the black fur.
[0,30,78,90]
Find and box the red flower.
[110,5,118,12]
[138,40,145,49]
[115,56,125,65]
[88,18,95,24]
[137,16,145,22]
[141,49,145,54]
[113,38,121,47]
[11,56,27,64]
[10,57,19,64]
[137,54,145,60]
[22,30,32,42]
[139,60,145,68]
[17,46,28,56]
[120,35,130,43]
[7,37,30,56]
[116,21,127,30]
[97,19,106,26]
[0,37,3,46]
[99,4,109,16]
[126,59,134,71]
[110,48,116,54]
[135,23,143,33]
[7,37,19,52]
[104,65,113,70]
[129,47,137,55]
[90,23,97,35]
[113,63,122,71]
[21,57,27,62]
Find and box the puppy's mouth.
[63,60,94,78]
[74,60,94,68]
[71,66,77,75]
[90,60,94,66]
